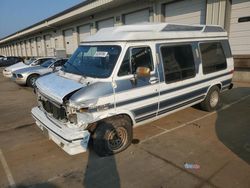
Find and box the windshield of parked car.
[24,59,36,65]
[41,59,56,68]
[61,45,121,78]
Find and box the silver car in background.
[12,58,68,87]
[3,57,52,78]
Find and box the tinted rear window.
[200,42,227,74]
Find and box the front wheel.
[27,74,39,88]
[200,86,220,112]
[92,116,132,157]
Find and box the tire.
[92,116,132,157]
[200,86,220,112]
[27,74,39,88]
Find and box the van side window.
[161,44,195,83]
[200,42,227,74]
[118,47,153,76]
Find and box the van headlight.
[67,105,89,114]
[68,114,78,124]
[77,107,88,113]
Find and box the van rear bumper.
[31,107,90,155]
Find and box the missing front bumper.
[31,107,90,155]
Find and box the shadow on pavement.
[216,87,250,164]
[83,145,120,188]
[15,182,58,188]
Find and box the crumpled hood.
[5,62,29,72]
[36,72,85,104]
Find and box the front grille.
[41,100,67,121]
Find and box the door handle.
[149,77,159,84]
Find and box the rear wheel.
[200,86,220,112]
[27,74,39,88]
[92,116,132,157]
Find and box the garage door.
[229,0,250,55]
[11,45,15,56]
[30,39,36,56]
[14,44,18,56]
[5,47,8,56]
[36,37,42,56]
[124,9,150,25]
[97,18,114,30]
[64,29,74,55]
[17,43,22,56]
[8,46,12,56]
[21,42,26,56]
[78,24,91,43]
[165,0,206,25]
[9,45,12,56]
[26,41,31,57]
[45,35,53,57]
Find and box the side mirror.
[136,67,150,78]
[51,65,56,72]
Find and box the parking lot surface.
[0,68,250,188]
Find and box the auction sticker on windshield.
[94,51,108,57]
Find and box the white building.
[0,0,249,65]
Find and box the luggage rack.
[162,24,225,33]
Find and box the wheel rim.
[30,77,37,86]
[210,90,219,108]
[107,127,128,151]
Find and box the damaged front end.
[37,90,96,129]
[32,73,95,155]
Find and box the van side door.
[157,43,204,116]
[114,44,160,123]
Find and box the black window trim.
[198,41,227,75]
[159,42,197,84]
[117,45,155,77]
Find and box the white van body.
[31,23,234,155]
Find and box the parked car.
[0,56,23,67]
[3,57,53,78]
[13,58,68,87]
[0,55,6,60]
[31,23,234,156]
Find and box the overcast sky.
[0,0,84,39]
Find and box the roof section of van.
[82,23,228,43]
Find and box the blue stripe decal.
[115,73,232,108]
[135,112,157,123]
[135,95,205,123]
[159,87,208,109]
[116,92,158,107]
[133,103,158,117]
[221,79,232,86]
[133,87,208,121]
[158,95,205,116]
[160,72,232,95]
[116,77,231,109]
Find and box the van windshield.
[62,45,121,78]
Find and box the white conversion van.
[31,23,234,156]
